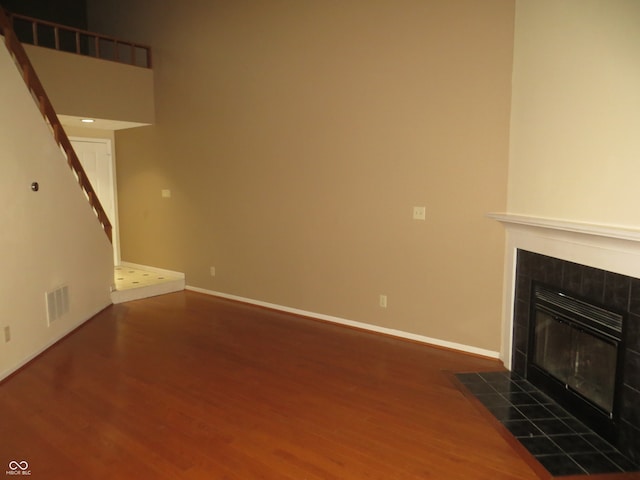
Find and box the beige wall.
[0,43,113,379]
[25,44,155,124]
[89,0,515,352]
[508,0,640,226]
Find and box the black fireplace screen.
[533,309,618,413]
[530,285,623,417]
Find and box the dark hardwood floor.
[1,291,550,479]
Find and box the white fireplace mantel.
[488,213,640,244]
[489,213,640,368]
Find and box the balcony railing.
[7,12,152,69]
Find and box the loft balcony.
[5,11,155,129]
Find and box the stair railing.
[0,7,112,243]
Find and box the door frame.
[70,136,121,266]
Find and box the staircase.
[0,9,186,305]
[0,7,112,242]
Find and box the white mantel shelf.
[487,213,640,243]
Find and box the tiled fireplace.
[491,214,640,464]
[512,250,639,462]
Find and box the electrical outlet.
[379,295,388,308]
[413,206,426,220]
[4,326,10,343]
[210,266,216,277]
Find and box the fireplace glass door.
[533,309,618,414]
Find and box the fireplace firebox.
[528,284,625,442]
[512,249,640,464]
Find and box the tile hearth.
[456,371,639,477]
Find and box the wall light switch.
[379,294,388,308]
[161,189,171,198]
[413,206,426,220]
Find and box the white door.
[70,137,120,265]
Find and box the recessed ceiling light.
[81,118,95,123]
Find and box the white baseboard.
[185,285,500,360]
[119,261,185,279]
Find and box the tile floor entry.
[114,266,182,291]
[456,371,639,477]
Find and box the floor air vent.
[46,285,69,324]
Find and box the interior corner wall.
[89,0,515,353]
[508,0,640,226]
[0,41,113,380]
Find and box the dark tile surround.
[513,250,640,463]
[457,371,639,476]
